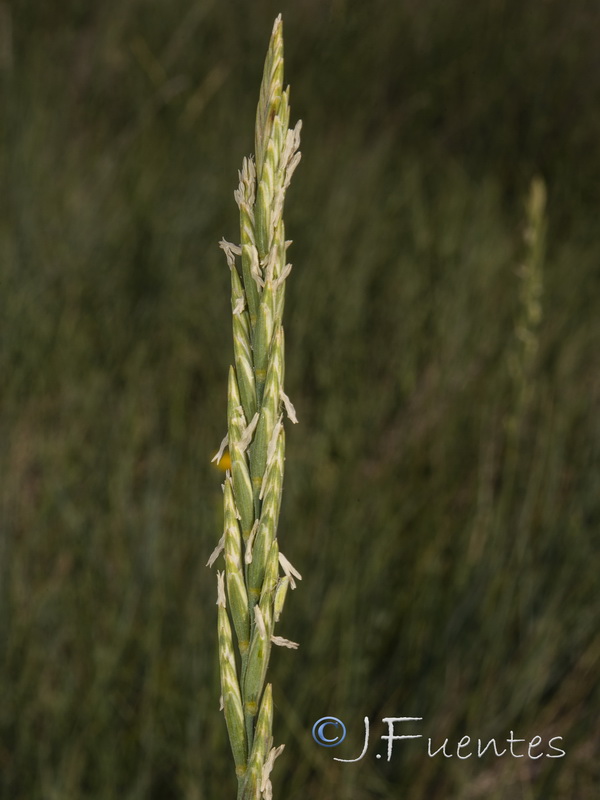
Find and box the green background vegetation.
[1,0,598,797]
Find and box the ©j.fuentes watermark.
[312,717,565,762]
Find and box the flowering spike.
[213,16,301,794]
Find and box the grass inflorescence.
[209,16,301,799]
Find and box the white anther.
[271,190,285,234]
[219,239,241,269]
[239,412,259,452]
[254,605,266,640]
[211,433,229,464]
[271,635,299,649]
[273,263,292,289]
[206,535,225,568]
[278,552,302,589]
[263,244,279,283]
[249,244,264,288]
[292,119,302,149]
[260,418,283,500]
[266,416,283,465]
[284,152,301,189]
[261,744,285,795]
[245,520,260,565]
[233,296,245,315]
[216,571,227,607]
[280,389,298,423]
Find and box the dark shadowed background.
[1,0,598,798]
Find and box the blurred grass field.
[1,1,599,798]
